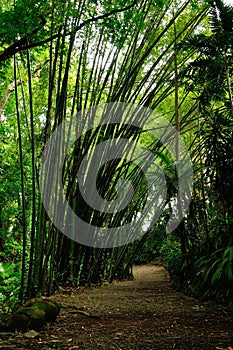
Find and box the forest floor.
[1,263,233,350]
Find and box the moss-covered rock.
[24,298,60,322]
[7,297,60,332]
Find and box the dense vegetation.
[0,0,233,313]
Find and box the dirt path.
[1,264,233,349]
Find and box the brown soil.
[1,264,233,350]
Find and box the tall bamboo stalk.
[14,55,27,301]
[26,40,37,297]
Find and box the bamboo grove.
[1,0,233,309]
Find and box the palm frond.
[209,0,233,34]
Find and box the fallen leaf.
[24,330,39,339]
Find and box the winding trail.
[1,264,233,349]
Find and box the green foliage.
[1,0,228,304]
[0,263,21,313]
[0,0,43,47]
[163,0,233,303]
[133,226,164,264]
[160,238,185,282]
[194,246,233,302]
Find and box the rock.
[8,312,30,332]
[24,298,60,322]
[8,297,60,332]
